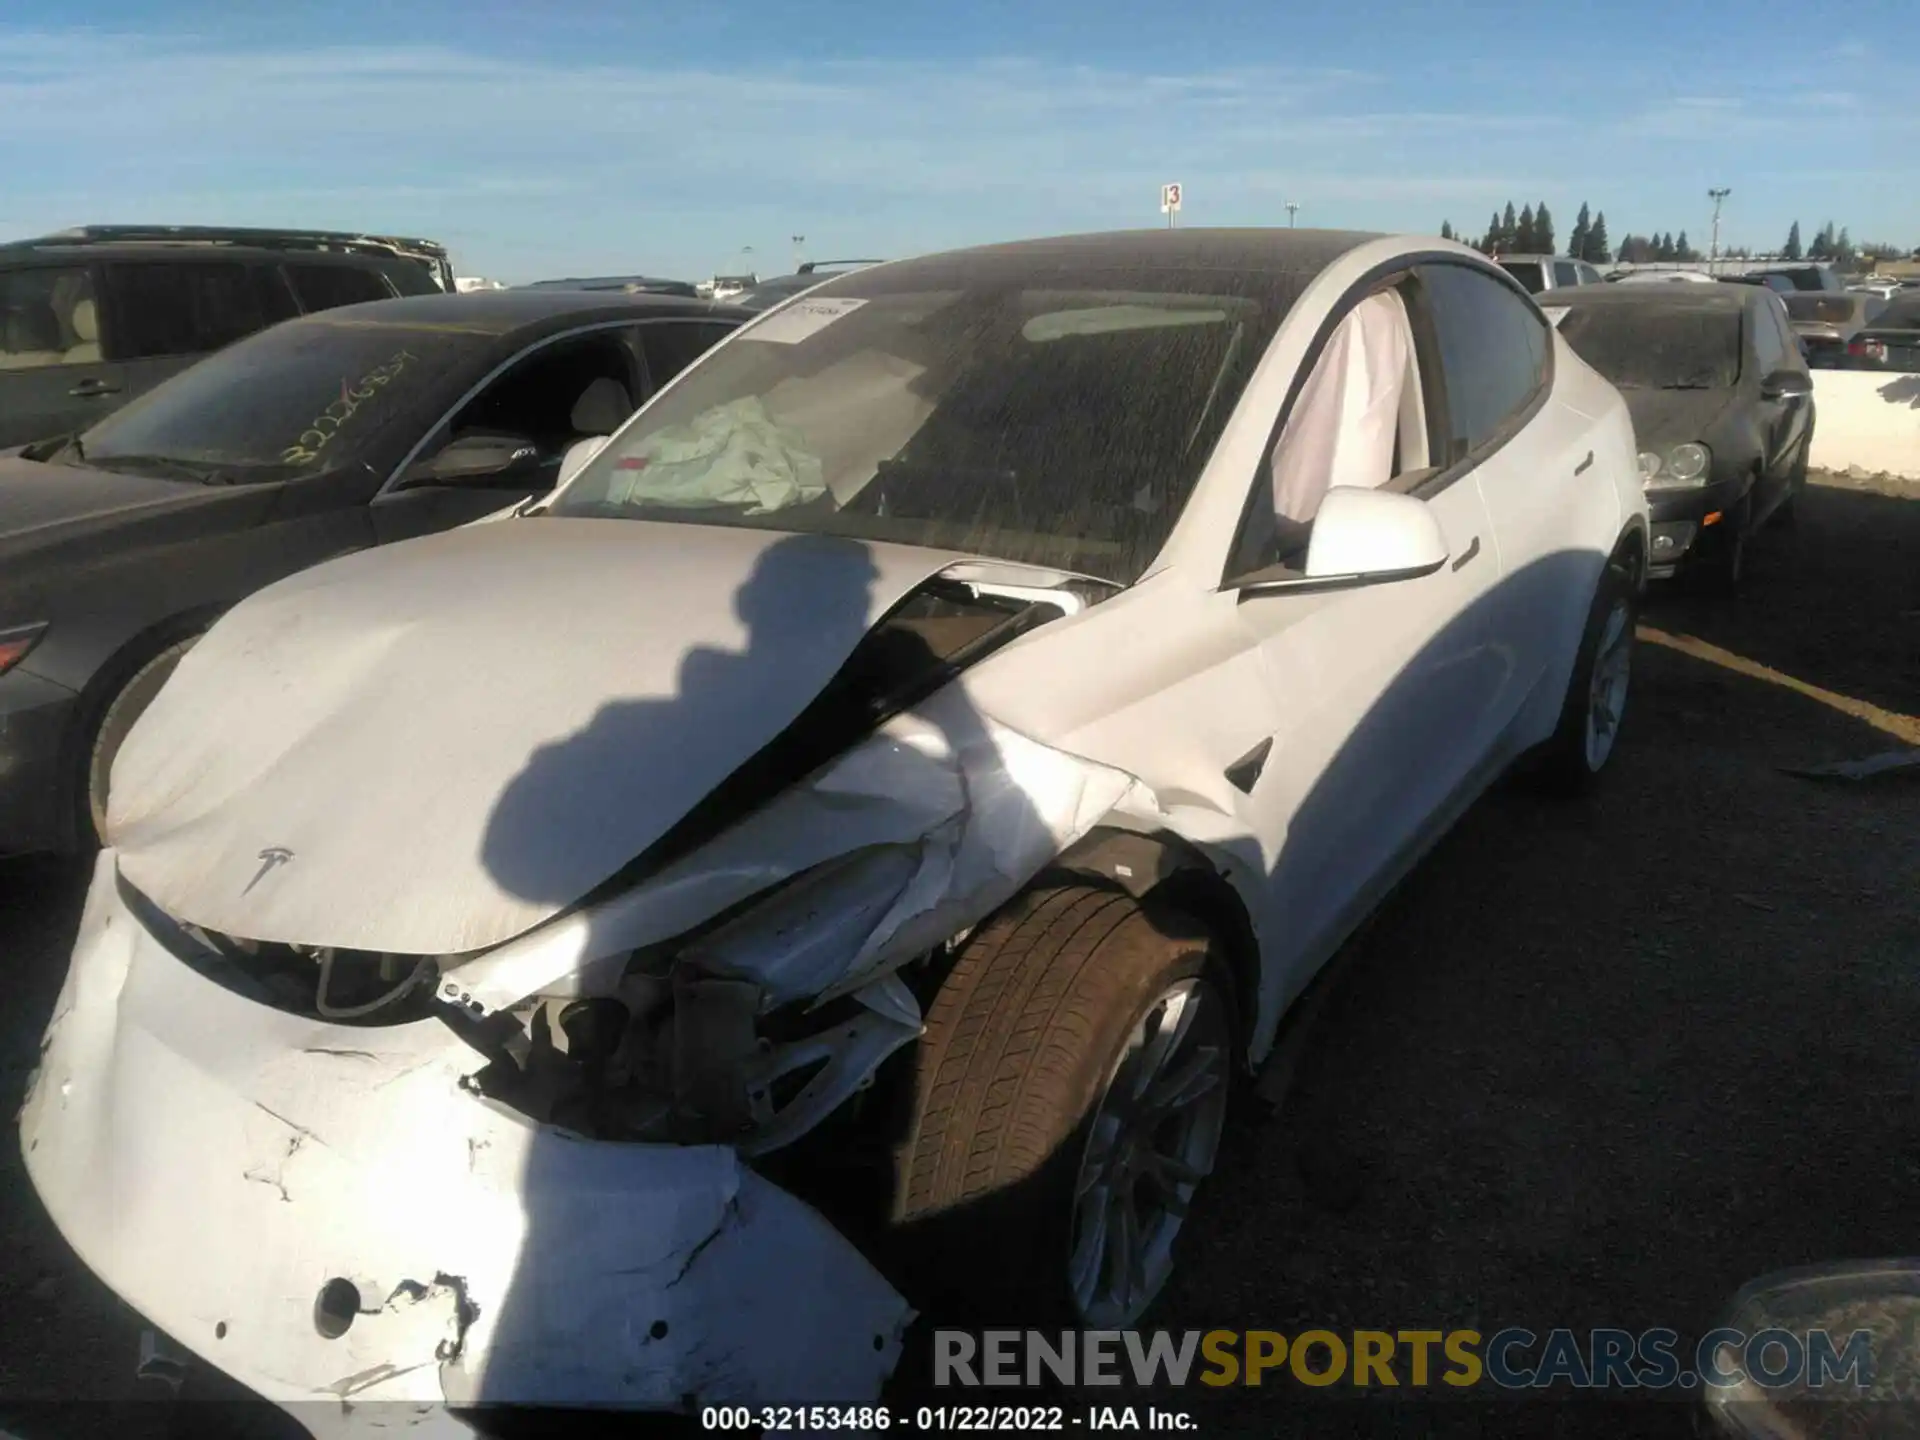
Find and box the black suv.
[0,225,454,448]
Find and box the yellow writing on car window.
[281,349,419,467]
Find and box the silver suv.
[1495,253,1607,294]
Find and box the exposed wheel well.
[1613,522,1647,590]
[1046,827,1262,1071]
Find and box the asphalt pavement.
[1,472,1915,1439]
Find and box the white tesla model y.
[24,229,1648,1427]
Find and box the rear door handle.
[68,378,122,398]
[1451,535,1481,571]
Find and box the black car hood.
[0,456,276,571]
[1618,386,1742,452]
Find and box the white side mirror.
[1302,486,1450,582]
[557,434,610,489]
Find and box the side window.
[377,260,443,298]
[1578,264,1604,286]
[638,320,732,389]
[1230,280,1433,576]
[106,261,266,360]
[0,265,100,370]
[1553,261,1580,288]
[1414,263,1550,465]
[286,264,393,313]
[1774,304,1805,370]
[403,330,643,485]
[1750,303,1785,375]
[255,265,301,326]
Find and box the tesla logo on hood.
[243,846,294,896]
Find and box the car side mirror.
[401,434,543,488]
[1233,487,1450,595]
[557,434,610,489]
[1760,369,1813,400]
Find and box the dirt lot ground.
[0,471,1914,1439]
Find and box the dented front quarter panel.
[444,682,1165,1018]
[20,852,913,1428]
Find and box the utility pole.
[792,235,805,270]
[1286,201,1300,228]
[1707,188,1730,274]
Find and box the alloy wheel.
[1067,977,1230,1328]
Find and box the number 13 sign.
[1160,182,1183,213]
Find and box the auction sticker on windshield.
[742,297,868,344]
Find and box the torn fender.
[443,686,1164,1017]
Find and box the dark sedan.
[1546,283,1814,589]
[1783,293,1886,368]
[1843,290,1920,370]
[0,288,744,856]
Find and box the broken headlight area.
[454,860,952,1162]
[117,867,452,1026]
[457,968,929,1158]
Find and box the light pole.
[1285,201,1300,228]
[1707,188,1730,274]
[792,235,805,270]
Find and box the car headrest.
[569,377,634,436]
[70,298,97,343]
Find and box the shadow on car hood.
[108,518,976,955]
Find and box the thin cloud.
[0,26,1909,278]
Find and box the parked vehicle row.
[0,226,452,448]
[11,227,1657,1428]
[1840,288,1920,370]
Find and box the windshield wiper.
[90,454,240,485]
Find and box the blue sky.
[2,1,1915,283]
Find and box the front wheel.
[889,886,1233,1327]
[1532,554,1637,794]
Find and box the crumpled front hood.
[110,518,972,955]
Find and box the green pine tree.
[1501,201,1519,251]
[1586,211,1611,263]
[1517,204,1537,251]
[1675,230,1693,261]
[1568,202,1591,261]
[1440,220,1455,241]
[1484,209,1503,253]
[1783,221,1802,260]
[1534,202,1555,254]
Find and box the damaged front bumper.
[19,851,914,1434]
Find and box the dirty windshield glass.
[1556,304,1743,389]
[549,271,1286,583]
[73,318,481,483]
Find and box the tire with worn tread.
[85,637,198,843]
[889,884,1229,1323]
